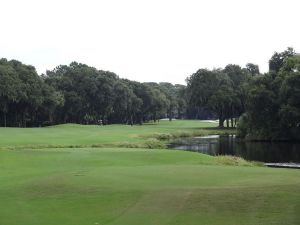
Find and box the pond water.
[168,135,300,163]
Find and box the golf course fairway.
[0,120,299,225]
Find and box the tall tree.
[186,69,234,127]
[238,50,300,140]
[246,63,260,76]
[269,47,295,73]
[0,62,20,127]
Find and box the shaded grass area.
[0,120,234,150]
[0,148,299,225]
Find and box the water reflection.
[169,135,300,163]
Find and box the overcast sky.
[1,0,299,84]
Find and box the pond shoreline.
[168,134,300,164]
[265,163,300,169]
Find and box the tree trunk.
[49,112,53,123]
[23,112,26,128]
[169,110,173,121]
[231,118,234,128]
[15,112,18,127]
[4,113,6,127]
[226,119,229,128]
[130,114,133,126]
[219,117,224,128]
[153,112,157,122]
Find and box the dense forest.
[0,60,187,127]
[1,48,300,140]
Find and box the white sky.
[1,0,299,84]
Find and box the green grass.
[0,120,299,225]
[0,148,299,225]
[0,120,232,149]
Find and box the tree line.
[187,47,300,140]
[186,63,257,128]
[1,47,300,141]
[0,60,186,127]
[238,48,300,140]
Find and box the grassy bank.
[0,120,234,149]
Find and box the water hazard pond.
[169,135,300,164]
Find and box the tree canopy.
[1,47,300,142]
[0,60,186,127]
[238,48,300,140]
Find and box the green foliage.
[269,47,295,73]
[0,59,187,127]
[215,155,263,167]
[0,59,63,127]
[152,132,174,140]
[246,63,260,76]
[2,47,300,142]
[186,66,249,128]
[238,48,300,140]
[236,113,249,138]
[143,138,166,149]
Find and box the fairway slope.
[0,148,299,225]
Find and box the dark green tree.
[186,69,234,127]
[246,63,260,76]
[269,47,295,73]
